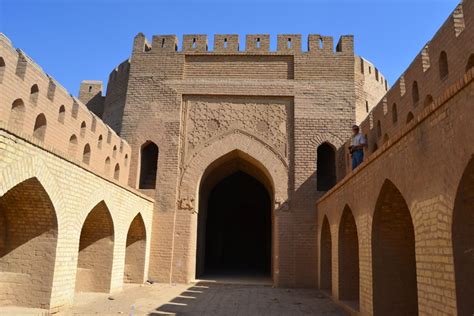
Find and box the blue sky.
[1,0,459,95]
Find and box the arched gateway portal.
[196,151,273,280]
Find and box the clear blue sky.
[1,0,459,95]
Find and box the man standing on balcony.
[349,125,367,170]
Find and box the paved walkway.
[55,282,346,316]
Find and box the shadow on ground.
[150,281,346,316]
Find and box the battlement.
[344,0,473,173]
[132,33,354,54]
[0,32,132,186]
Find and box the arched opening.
[30,84,39,105]
[0,178,58,308]
[452,158,474,315]
[97,135,103,149]
[392,103,398,124]
[114,163,120,180]
[124,213,147,284]
[466,54,474,72]
[372,180,418,316]
[424,94,434,108]
[124,154,129,166]
[104,157,111,176]
[383,133,389,144]
[320,216,332,292]
[112,146,117,158]
[439,51,449,79]
[9,98,25,127]
[80,121,86,137]
[75,201,114,293]
[82,144,91,165]
[33,113,47,141]
[376,120,382,138]
[338,206,359,309]
[68,134,78,157]
[58,105,66,123]
[406,112,414,124]
[139,141,159,189]
[196,151,272,281]
[0,57,5,83]
[316,142,336,191]
[412,81,419,105]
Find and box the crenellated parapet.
[342,0,473,174]
[0,32,132,186]
[131,33,354,54]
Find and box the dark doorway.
[317,142,336,191]
[139,141,158,189]
[197,171,271,278]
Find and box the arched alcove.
[0,178,58,308]
[320,216,332,292]
[75,201,114,293]
[439,51,449,79]
[338,206,359,308]
[114,163,120,180]
[82,144,91,165]
[452,158,474,315]
[372,180,418,316]
[9,98,25,127]
[30,84,39,105]
[33,113,47,141]
[58,105,66,123]
[124,213,147,284]
[68,134,78,157]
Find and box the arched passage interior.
[338,206,359,308]
[452,158,474,316]
[320,216,332,292]
[372,180,418,316]
[196,150,272,280]
[124,213,147,284]
[75,201,114,293]
[0,177,58,309]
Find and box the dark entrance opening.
[197,169,271,279]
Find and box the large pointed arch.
[178,131,289,283]
[75,201,115,293]
[179,130,288,208]
[0,177,58,308]
[372,179,418,316]
[452,158,474,315]
[195,150,273,279]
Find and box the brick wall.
[0,125,154,312]
[317,57,474,316]
[0,33,131,186]
[96,31,377,288]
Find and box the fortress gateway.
[0,0,473,315]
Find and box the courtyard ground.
[52,281,346,316]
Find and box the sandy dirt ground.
[53,281,346,316]
[0,281,347,315]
